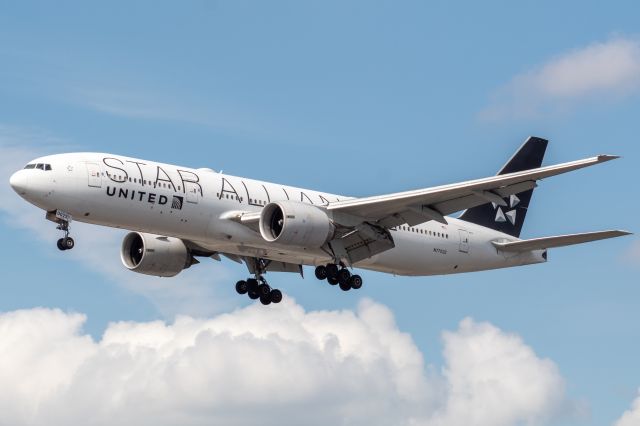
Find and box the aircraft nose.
[9,170,28,195]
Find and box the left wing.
[327,155,617,228]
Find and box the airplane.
[8,137,631,305]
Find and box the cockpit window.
[23,163,52,170]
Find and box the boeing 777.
[9,137,631,305]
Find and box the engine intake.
[259,201,334,247]
[121,232,193,277]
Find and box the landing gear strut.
[315,263,363,292]
[235,260,283,305]
[50,211,75,251]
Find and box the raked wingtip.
[597,154,621,162]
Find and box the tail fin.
[458,136,548,237]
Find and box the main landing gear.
[235,276,283,305]
[55,217,75,251]
[314,263,363,291]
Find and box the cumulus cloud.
[0,126,236,317]
[431,319,565,426]
[615,390,640,426]
[0,300,567,426]
[480,37,640,120]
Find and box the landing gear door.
[458,229,470,254]
[86,162,102,188]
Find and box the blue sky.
[0,2,638,425]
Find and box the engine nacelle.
[259,200,334,247]
[121,232,193,277]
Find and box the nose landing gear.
[47,210,75,251]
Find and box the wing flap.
[492,230,631,252]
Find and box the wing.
[327,155,618,228]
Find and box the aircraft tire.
[235,280,248,294]
[247,278,259,293]
[258,283,271,297]
[57,238,66,251]
[339,281,351,291]
[270,289,283,304]
[327,276,339,286]
[349,275,363,290]
[260,294,272,305]
[64,237,75,250]
[337,268,351,285]
[314,265,327,280]
[326,263,339,280]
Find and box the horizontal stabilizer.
[492,230,632,252]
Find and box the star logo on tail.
[492,194,520,225]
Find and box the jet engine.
[121,232,194,277]
[259,200,334,247]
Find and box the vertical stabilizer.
[458,136,548,237]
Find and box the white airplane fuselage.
[9,152,546,277]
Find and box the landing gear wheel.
[315,265,327,280]
[257,283,271,297]
[337,268,351,285]
[327,276,339,286]
[260,294,272,305]
[235,280,248,295]
[270,289,283,304]
[246,278,259,293]
[57,238,66,251]
[349,275,363,290]
[63,237,75,250]
[326,263,339,280]
[339,281,351,291]
[248,290,260,300]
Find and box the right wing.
[492,230,632,252]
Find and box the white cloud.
[431,318,565,426]
[0,300,567,426]
[0,126,236,318]
[615,389,640,426]
[480,37,640,120]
